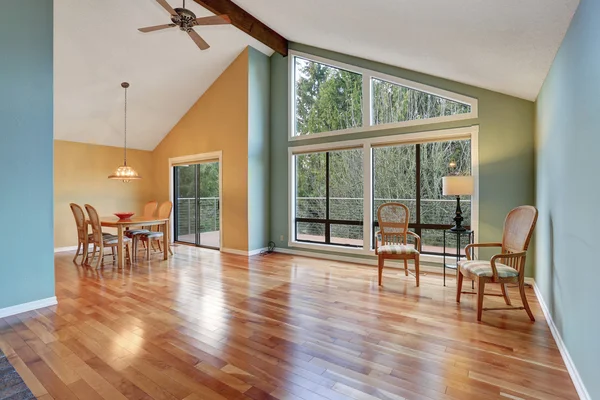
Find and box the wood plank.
[192,0,288,55]
[0,248,579,399]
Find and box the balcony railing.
[175,197,220,237]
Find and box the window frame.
[288,126,480,263]
[288,50,479,141]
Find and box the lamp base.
[450,195,465,232]
[450,225,467,232]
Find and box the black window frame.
[294,151,364,248]
[371,142,471,256]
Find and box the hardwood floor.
[0,247,577,400]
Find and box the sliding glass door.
[174,161,220,249]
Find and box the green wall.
[270,43,536,273]
[0,0,55,309]
[535,0,596,397]
[248,47,271,251]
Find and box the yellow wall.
[152,49,250,251]
[54,140,155,248]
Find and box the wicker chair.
[125,200,158,260]
[375,203,421,287]
[456,205,538,322]
[137,200,173,260]
[69,203,113,264]
[84,204,131,269]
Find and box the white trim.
[0,297,58,319]
[288,50,478,142]
[275,247,444,274]
[221,247,268,257]
[54,246,78,253]
[532,281,591,400]
[288,125,480,259]
[168,152,223,250]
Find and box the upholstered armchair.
[375,203,421,287]
[456,205,538,321]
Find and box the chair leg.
[168,243,173,255]
[157,239,162,252]
[501,283,512,305]
[73,242,81,263]
[95,245,103,269]
[88,245,97,266]
[111,246,115,262]
[414,256,420,287]
[403,259,408,276]
[126,243,132,264]
[378,256,384,286]
[147,239,151,260]
[477,278,486,321]
[456,268,464,303]
[518,280,535,321]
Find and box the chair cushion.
[125,229,150,238]
[141,231,164,239]
[89,233,117,241]
[103,236,131,245]
[378,244,418,255]
[458,260,519,278]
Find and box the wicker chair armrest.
[464,242,502,260]
[490,251,527,280]
[406,231,421,252]
[375,231,381,255]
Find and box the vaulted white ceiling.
[54,0,272,150]
[55,0,579,150]
[234,0,579,101]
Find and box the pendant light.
[109,82,141,182]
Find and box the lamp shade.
[442,176,473,196]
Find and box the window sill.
[288,241,450,266]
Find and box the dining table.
[86,216,170,269]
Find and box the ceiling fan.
[138,0,231,50]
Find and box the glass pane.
[175,165,196,244]
[198,162,220,248]
[373,144,417,223]
[421,229,468,257]
[329,149,363,221]
[330,224,363,247]
[420,140,471,226]
[297,222,325,243]
[296,153,326,219]
[294,57,363,136]
[371,78,471,126]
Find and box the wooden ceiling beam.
[192,0,288,56]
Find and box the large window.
[290,52,477,139]
[290,128,477,259]
[295,149,363,247]
[373,139,471,256]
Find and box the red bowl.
[114,212,135,220]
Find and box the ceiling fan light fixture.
[109,82,141,183]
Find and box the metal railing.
[176,197,220,237]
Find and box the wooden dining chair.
[375,203,421,287]
[125,200,158,260]
[138,200,173,260]
[69,203,113,264]
[456,205,538,322]
[84,204,132,269]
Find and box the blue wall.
[0,0,55,309]
[248,48,271,251]
[535,0,598,397]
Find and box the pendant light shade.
[109,82,141,182]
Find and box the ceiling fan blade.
[187,30,210,50]
[194,15,231,26]
[155,0,178,16]
[138,23,177,33]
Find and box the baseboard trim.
[221,247,269,257]
[274,247,444,275]
[532,281,590,400]
[54,246,78,253]
[0,297,58,319]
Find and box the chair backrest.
[143,201,158,218]
[376,203,410,245]
[70,203,87,242]
[157,200,173,220]
[502,205,538,254]
[84,204,103,244]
